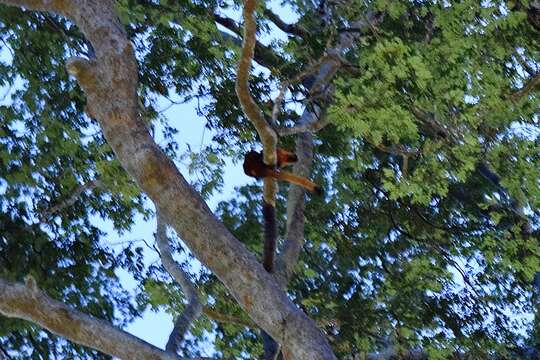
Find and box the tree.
[0,0,539,359]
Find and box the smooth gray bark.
[156,215,203,354]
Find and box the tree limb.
[201,307,254,328]
[274,15,381,287]
[0,276,181,360]
[272,54,334,133]
[235,0,279,213]
[235,0,277,166]
[366,348,427,360]
[156,215,203,354]
[0,1,336,358]
[276,118,330,136]
[215,14,286,72]
[235,4,282,357]
[508,73,540,101]
[263,8,307,37]
[39,178,103,221]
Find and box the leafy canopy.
[0,0,539,358]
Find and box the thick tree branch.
[0,1,336,359]
[274,131,314,287]
[156,215,203,354]
[0,277,180,360]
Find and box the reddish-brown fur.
[243,149,322,194]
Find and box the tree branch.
[410,106,534,237]
[274,15,381,287]
[156,215,203,354]
[0,343,11,360]
[201,307,254,328]
[235,0,277,166]
[0,1,336,358]
[272,55,334,134]
[235,12,281,360]
[235,4,282,357]
[276,118,330,136]
[509,73,540,101]
[263,8,307,37]
[366,348,427,360]
[215,14,285,71]
[0,276,181,360]
[39,178,103,221]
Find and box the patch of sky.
[0,1,300,354]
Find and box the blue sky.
[0,2,300,355]
[122,5,300,349]
[120,99,248,352]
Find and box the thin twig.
[202,307,254,328]
[40,178,103,221]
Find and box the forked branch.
[0,0,337,358]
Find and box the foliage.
[0,0,539,359]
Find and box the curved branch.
[156,215,203,354]
[235,0,277,166]
[0,1,336,359]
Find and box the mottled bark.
[0,277,180,360]
[0,0,336,359]
[235,0,278,167]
